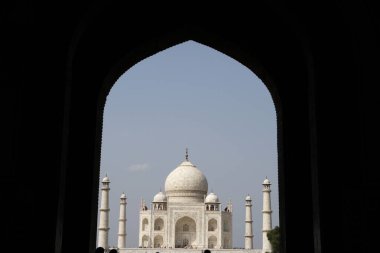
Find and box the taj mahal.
[97,150,273,253]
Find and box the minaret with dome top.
[118,192,127,249]
[262,177,273,252]
[98,175,111,250]
[245,195,253,249]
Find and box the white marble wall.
[138,202,233,250]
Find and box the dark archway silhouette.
[63,5,314,253]
[3,2,375,253]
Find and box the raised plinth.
[118,248,264,253]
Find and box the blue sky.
[98,40,278,248]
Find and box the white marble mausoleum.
[97,151,273,253]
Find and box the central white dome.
[164,160,208,198]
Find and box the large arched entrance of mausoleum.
[175,216,196,248]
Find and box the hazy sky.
[98,41,278,249]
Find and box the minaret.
[118,192,127,249]
[245,195,253,249]
[262,177,273,252]
[97,175,110,250]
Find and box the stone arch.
[58,3,329,252]
[175,216,196,248]
[208,235,217,249]
[83,36,288,253]
[154,235,163,248]
[154,218,164,231]
[141,235,149,248]
[142,218,148,231]
[208,218,217,231]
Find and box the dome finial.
[185,147,189,161]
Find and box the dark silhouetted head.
[95,247,104,253]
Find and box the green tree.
[267,226,280,253]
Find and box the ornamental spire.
[185,147,189,161]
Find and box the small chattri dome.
[102,176,110,183]
[120,193,126,198]
[263,178,271,184]
[153,191,167,202]
[205,192,219,203]
[245,195,252,201]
